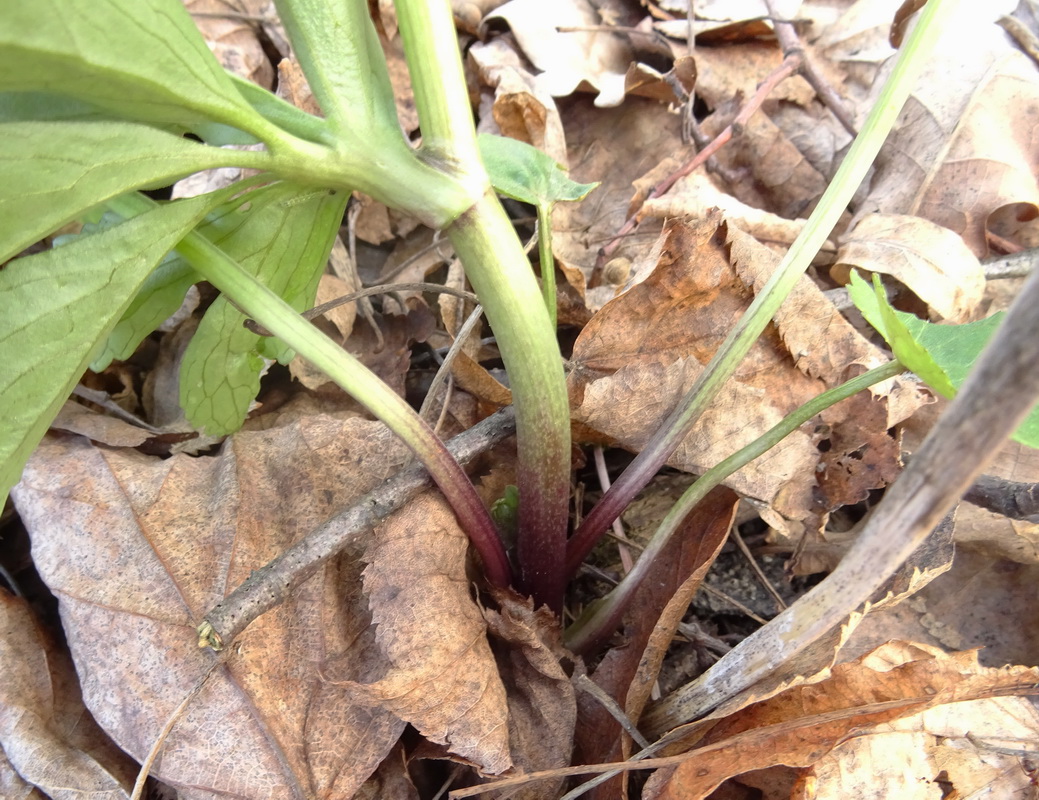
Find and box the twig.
[731,526,787,611]
[963,474,1039,520]
[595,54,801,272]
[130,654,230,799]
[420,303,484,422]
[575,673,651,750]
[594,0,855,275]
[764,0,857,136]
[592,446,634,573]
[197,406,517,650]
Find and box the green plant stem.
[106,192,512,589]
[564,360,905,655]
[396,0,572,610]
[393,0,482,169]
[537,205,557,328]
[568,0,952,567]
[448,193,572,611]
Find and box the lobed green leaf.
[849,271,1038,447]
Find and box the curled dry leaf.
[470,38,569,165]
[336,493,512,777]
[0,593,137,800]
[861,12,1039,258]
[573,486,738,800]
[482,591,578,798]
[642,642,1039,799]
[485,0,633,107]
[834,213,985,322]
[12,414,430,799]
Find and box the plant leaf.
[848,271,1039,447]
[0,119,263,264]
[0,188,240,508]
[0,0,266,135]
[90,254,199,370]
[179,184,349,435]
[479,133,598,209]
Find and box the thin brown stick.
[764,0,857,136]
[595,54,801,272]
[197,406,517,650]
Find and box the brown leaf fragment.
[568,216,822,524]
[345,301,437,399]
[485,0,634,107]
[573,487,738,800]
[51,400,154,448]
[862,18,1039,257]
[340,493,512,777]
[642,642,1039,799]
[470,38,569,166]
[482,591,577,799]
[814,391,902,511]
[186,0,274,89]
[833,213,985,322]
[12,412,421,799]
[553,97,679,286]
[0,593,136,800]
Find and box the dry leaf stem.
[198,406,517,650]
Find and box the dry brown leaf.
[470,38,569,166]
[485,0,633,107]
[482,592,577,798]
[568,216,824,525]
[801,662,1039,799]
[0,593,137,800]
[573,487,737,800]
[352,743,419,800]
[12,415,426,798]
[185,0,274,89]
[553,97,678,284]
[642,641,1039,799]
[51,401,153,448]
[834,213,985,322]
[861,11,1039,258]
[343,301,436,398]
[639,171,820,252]
[337,493,511,776]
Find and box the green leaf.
[848,270,1039,447]
[90,254,199,370]
[0,0,267,136]
[228,73,331,146]
[0,119,266,263]
[0,188,239,508]
[179,184,348,434]
[479,133,598,209]
[271,0,400,138]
